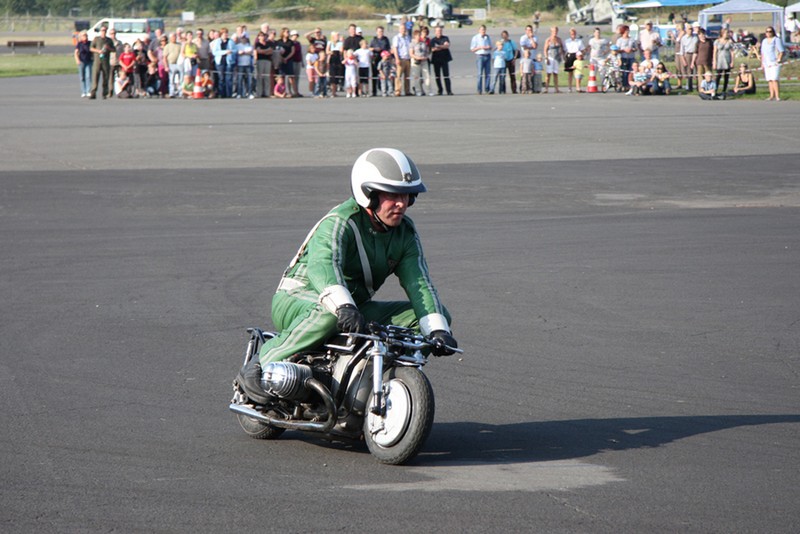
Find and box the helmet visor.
[362,181,427,196]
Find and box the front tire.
[237,413,285,440]
[363,367,434,465]
[602,76,611,93]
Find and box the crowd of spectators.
[73,18,454,100]
[74,17,788,101]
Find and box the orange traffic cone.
[193,70,204,99]
[587,63,598,93]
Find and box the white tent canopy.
[786,1,800,15]
[625,0,725,8]
[698,0,786,42]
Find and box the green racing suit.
[258,197,451,364]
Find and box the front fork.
[369,340,386,416]
[243,331,259,367]
[242,327,272,367]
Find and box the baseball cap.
[356,26,363,34]
[290,29,299,36]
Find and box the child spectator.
[628,62,649,95]
[533,53,543,93]
[181,73,194,98]
[273,74,289,98]
[699,70,723,99]
[491,40,506,94]
[636,63,650,95]
[354,39,373,97]
[314,50,329,97]
[377,50,395,96]
[115,69,132,98]
[573,51,585,92]
[144,62,159,97]
[519,49,533,94]
[604,44,623,91]
[119,43,136,78]
[343,49,358,98]
[606,44,622,69]
[305,44,319,95]
[198,70,215,98]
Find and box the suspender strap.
[281,212,374,299]
[347,219,374,297]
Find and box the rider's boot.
[237,356,274,405]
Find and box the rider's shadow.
[414,414,800,465]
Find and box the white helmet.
[351,148,426,209]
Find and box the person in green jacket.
[238,148,457,404]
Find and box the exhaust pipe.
[229,378,338,433]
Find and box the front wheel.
[363,367,435,465]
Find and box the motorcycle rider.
[239,148,457,404]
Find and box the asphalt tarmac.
[1,66,799,533]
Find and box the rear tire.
[363,367,434,465]
[237,413,285,440]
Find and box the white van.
[87,18,165,45]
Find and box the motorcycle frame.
[230,325,432,436]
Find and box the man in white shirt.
[564,27,585,92]
[679,26,699,91]
[392,24,412,96]
[638,21,663,60]
[470,25,492,94]
[520,25,538,58]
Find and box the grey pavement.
[3,27,800,172]
[1,67,799,533]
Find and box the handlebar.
[345,322,463,354]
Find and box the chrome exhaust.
[229,378,337,432]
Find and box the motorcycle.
[229,322,462,465]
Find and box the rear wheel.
[363,367,434,465]
[237,413,285,440]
